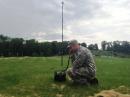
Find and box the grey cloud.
[0,0,130,43]
[0,0,61,33]
[32,32,68,41]
[64,0,102,23]
[0,0,101,40]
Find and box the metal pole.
[61,1,64,67]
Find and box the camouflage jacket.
[70,46,96,77]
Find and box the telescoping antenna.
[61,1,64,67]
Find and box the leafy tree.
[88,44,99,50]
[81,42,87,47]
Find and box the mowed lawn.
[0,56,130,97]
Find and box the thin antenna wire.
[61,1,64,67]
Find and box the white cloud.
[63,0,130,45]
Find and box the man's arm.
[72,52,86,69]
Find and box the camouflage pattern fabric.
[67,46,96,84]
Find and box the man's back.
[67,40,97,85]
[71,46,96,78]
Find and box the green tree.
[81,42,87,47]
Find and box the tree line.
[101,41,130,55]
[0,35,91,57]
[0,34,130,57]
[0,35,69,57]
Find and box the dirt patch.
[56,94,63,97]
[0,94,14,97]
[51,83,66,90]
[115,85,130,94]
[89,86,130,97]
[94,90,130,97]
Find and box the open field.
[0,56,130,97]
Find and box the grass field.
[0,56,130,97]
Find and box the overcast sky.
[0,0,130,45]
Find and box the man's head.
[68,40,80,54]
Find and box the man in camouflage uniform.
[67,40,96,85]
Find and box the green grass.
[0,56,130,97]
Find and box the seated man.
[67,40,97,85]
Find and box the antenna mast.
[61,1,64,66]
